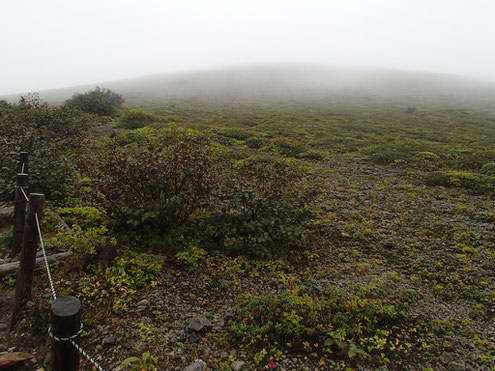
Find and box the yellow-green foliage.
[119,109,158,129]
[47,224,113,259]
[56,206,104,228]
[79,253,162,313]
[232,280,433,364]
[427,171,495,194]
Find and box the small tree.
[77,128,218,232]
[64,87,124,116]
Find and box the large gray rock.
[447,361,465,371]
[184,359,206,371]
[102,337,116,347]
[187,316,212,334]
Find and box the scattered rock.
[102,336,116,347]
[187,316,212,334]
[136,299,149,307]
[25,301,34,310]
[223,311,234,322]
[188,331,202,344]
[447,360,465,371]
[94,243,116,265]
[183,359,206,371]
[232,360,245,370]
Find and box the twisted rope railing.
[32,202,108,371]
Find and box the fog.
[1,0,495,95]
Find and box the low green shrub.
[204,156,317,257]
[481,162,495,176]
[213,126,254,141]
[47,224,115,262]
[175,236,205,269]
[77,252,162,313]
[426,171,494,194]
[243,136,267,149]
[119,109,157,129]
[457,150,495,171]
[297,149,327,161]
[270,137,308,157]
[232,281,432,364]
[56,206,104,229]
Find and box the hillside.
[1,66,494,370]
[3,66,495,112]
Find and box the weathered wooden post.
[9,173,29,258]
[10,193,45,330]
[51,296,81,371]
[19,151,29,174]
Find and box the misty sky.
[1,0,495,95]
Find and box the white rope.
[19,186,29,202]
[48,323,83,341]
[34,212,57,300]
[70,339,107,371]
[35,212,107,371]
[21,163,25,174]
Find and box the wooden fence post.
[10,193,45,330]
[19,151,29,174]
[51,296,81,371]
[9,173,29,258]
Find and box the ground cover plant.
[0,87,494,370]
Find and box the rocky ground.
[1,155,494,370]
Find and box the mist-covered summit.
[4,66,495,110]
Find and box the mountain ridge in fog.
[3,66,495,110]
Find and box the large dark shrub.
[64,87,124,116]
[78,128,218,232]
[204,156,317,257]
[0,95,93,201]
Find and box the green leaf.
[120,356,140,366]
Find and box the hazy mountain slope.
[3,66,495,111]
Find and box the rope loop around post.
[48,323,84,342]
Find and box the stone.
[94,243,116,265]
[232,360,245,370]
[188,331,202,344]
[136,299,149,307]
[183,359,206,371]
[102,336,117,347]
[224,311,234,322]
[447,361,465,371]
[187,316,212,334]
